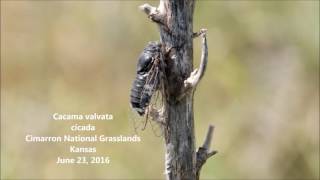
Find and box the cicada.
[130,41,165,134]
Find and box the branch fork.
[196,125,217,179]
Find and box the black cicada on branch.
[130,41,166,132]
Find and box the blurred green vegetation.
[1,1,319,179]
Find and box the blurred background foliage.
[1,0,319,179]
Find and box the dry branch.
[139,1,216,179]
[196,125,217,180]
[184,29,208,90]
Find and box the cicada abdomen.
[130,74,148,115]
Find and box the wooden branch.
[138,1,216,180]
[184,29,208,90]
[196,125,217,180]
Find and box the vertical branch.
[139,1,216,180]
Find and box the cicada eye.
[137,53,153,74]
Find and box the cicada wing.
[128,107,148,134]
[146,90,165,137]
[129,57,165,135]
[139,64,159,111]
[143,66,165,137]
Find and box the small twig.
[202,124,213,149]
[177,29,208,101]
[184,29,208,89]
[196,125,217,180]
[192,28,207,38]
[139,2,169,31]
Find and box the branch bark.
[139,1,216,179]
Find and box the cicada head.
[137,41,161,74]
